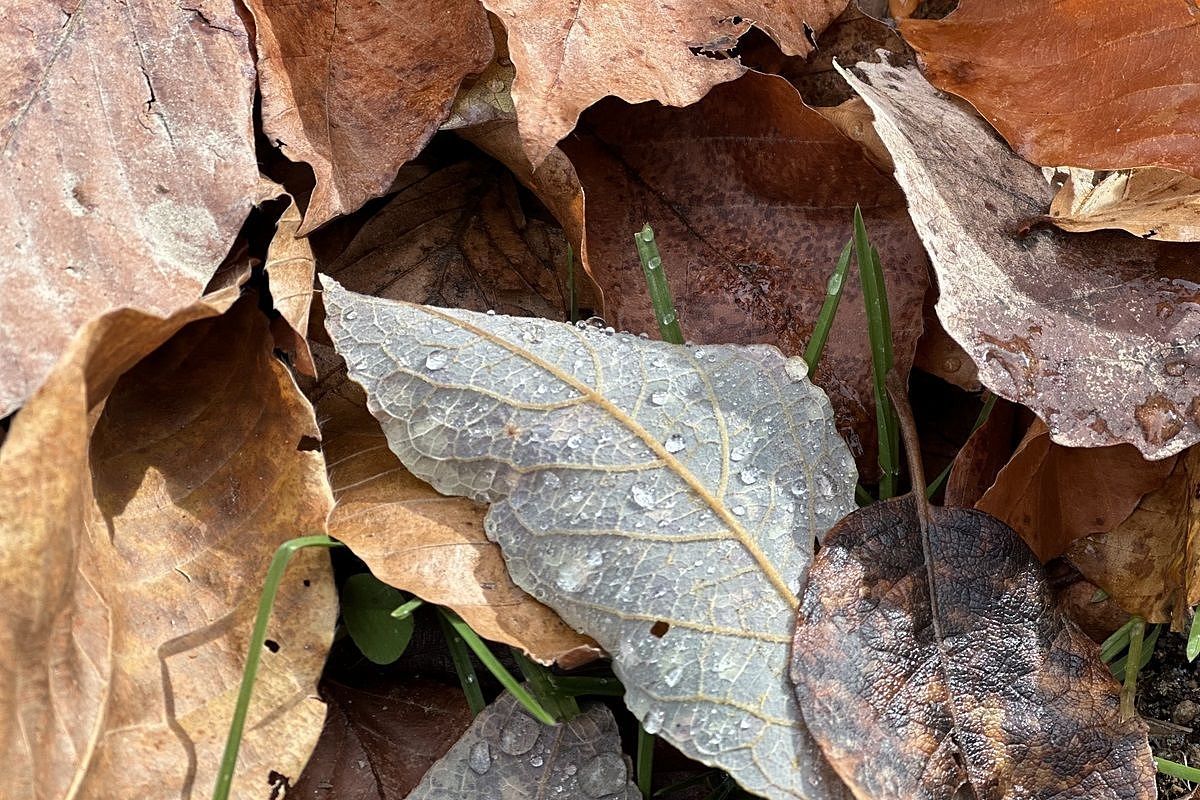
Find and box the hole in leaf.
[302,579,311,587]
[650,621,670,638]
[297,435,321,452]
[264,639,280,653]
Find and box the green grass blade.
[391,596,425,619]
[1156,757,1200,782]
[1189,609,1200,662]
[634,225,685,344]
[803,239,853,374]
[436,609,487,716]
[212,535,342,800]
[545,675,625,696]
[511,647,580,721]
[925,392,997,499]
[1119,618,1146,720]
[637,723,656,798]
[1100,617,1136,663]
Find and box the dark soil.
[1138,632,1200,799]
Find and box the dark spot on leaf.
[302,578,311,587]
[649,621,669,638]
[264,639,280,653]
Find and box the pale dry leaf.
[267,197,318,375]
[1048,167,1200,242]
[322,277,858,800]
[0,294,336,799]
[0,0,259,417]
[843,58,1200,458]
[405,692,639,800]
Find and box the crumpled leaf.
[0,293,336,798]
[792,495,1155,799]
[245,0,493,233]
[901,0,1200,178]
[484,0,850,165]
[843,58,1200,458]
[321,277,858,800]
[293,677,474,799]
[1069,448,1200,627]
[976,419,1176,561]
[405,692,638,800]
[563,71,928,471]
[1048,167,1200,242]
[266,197,318,375]
[0,0,259,417]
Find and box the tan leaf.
[267,198,317,375]
[976,420,1176,562]
[1069,448,1200,626]
[562,71,929,473]
[0,0,259,417]
[1048,167,1200,242]
[246,0,494,233]
[0,293,336,799]
[484,0,850,165]
[843,58,1200,458]
[901,0,1200,178]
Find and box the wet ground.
[1138,632,1200,799]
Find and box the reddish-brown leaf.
[901,0,1200,177]
[943,398,1018,508]
[0,0,259,416]
[792,495,1155,799]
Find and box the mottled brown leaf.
[844,58,1200,458]
[792,495,1155,799]
[0,0,259,417]
[484,0,849,165]
[246,0,493,233]
[563,71,928,470]
[1048,168,1200,242]
[0,294,336,799]
[901,0,1200,178]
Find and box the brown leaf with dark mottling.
[792,495,1155,799]
[902,0,1200,178]
[563,71,928,471]
[245,0,493,233]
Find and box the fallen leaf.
[245,0,494,232]
[974,419,1176,562]
[943,399,1017,508]
[322,278,858,800]
[843,58,1200,458]
[913,296,979,392]
[405,692,638,800]
[342,573,415,665]
[792,495,1155,799]
[484,0,850,165]
[0,293,337,799]
[1048,167,1200,242]
[267,197,318,375]
[1069,448,1200,627]
[901,0,1200,178]
[293,677,474,799]
[0,0,259,417]
[562,71,929,471]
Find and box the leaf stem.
[634,225,685,344]
[637,724,655,798]
[212,535,342,800]
[1156,756,1200,783]
[1120,617,1146,721]
[803,239,853,375]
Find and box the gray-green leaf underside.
[322,276,857,800]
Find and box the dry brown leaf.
[0,293,336,799]
[266,198,317,375]
[484,0,850,165]
[976,420,1176,562]
[562,71,928,471]
[246,0,494,233]
[0,0,259,417]
[943,398,1017,508]
[901,0,1200,178]
[913,297,980,392]
[1069,448,1200,627]
[844,58,1200,459]
[1048,167,1200,242]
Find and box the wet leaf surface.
[322,278,858,799]
[793,495,1156,799]
[405,692,639,800]
[844,58,1200,458]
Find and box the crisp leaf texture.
[1048,167,1200,242]
[793,496,1155,799]
[322,277,858,800]
[405,693,638,800]
[843,58,1200,458]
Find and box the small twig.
[884,368,931,531]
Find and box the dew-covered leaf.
[405,692,638,800]
[322,277,858,800]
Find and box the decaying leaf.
[484,0,849,165]
[1048,168,1200,242]
[322,278,858,799]
[0,294,336,798]
[246,0,494,232]
[976,420,1176,562]
[563,71,928,471]
[901,0,1200,178]
[406,692,638,800]
[793,495,1155,799]
[0,0,259,417]
[293,678,474,799]
[267,197,317,375]
[1069,448,1200,627]
[943,399,1017,508]
[843,58,1200,458]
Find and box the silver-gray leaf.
[322,276,857,800]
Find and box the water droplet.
[424,350,450,370]
[536,383,548,395]
[343,309,357,320]
[650,390,669,406]
[541,472,561,489]
[578,753,627,797]
[565,764,577,776]
[731,505,746,516]
[486,309,497,316]
[566,434,584,449]
[522,326,544,344]
[499,713,541,755]
[468,741,491,774]
[647,256,661,271]
[660,311,676,325]
[693,349,705,359]
[641,709,665,735]
[664,666,683,687]
[730,445,747,462]
[784,357,809,381]
[530,755,544,767]
[739,467,760,485]
[603,326,615,335]
[816,472,835,497]
[555,551,603,592]
[630,483,655,509]
[663,433,686,453]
